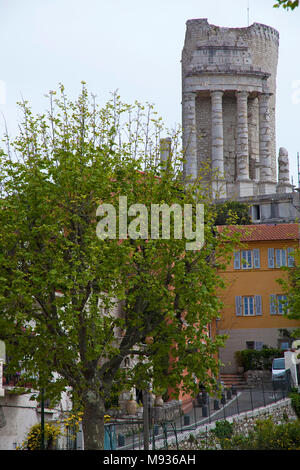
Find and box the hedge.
[235,348,284,371]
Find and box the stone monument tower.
[182,19,294,202]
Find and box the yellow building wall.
[219,239,300,331]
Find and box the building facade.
[217,224,300,373]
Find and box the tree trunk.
[82,391,105,450]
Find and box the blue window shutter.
[277,295,283,314]
[281,249,287,267]
[275,249,281,267]
[278,295,288,314]
[253,249,260,269]
[244,297,249,315]
[247,250,252,269]
[255,295,262,315]
[249,297,254,315]
[287,247,294,267]
[268,248,274,268]
[270,295,277,315]
[241,250,247,269]
[234,251,241,270]
[235,296,242,316]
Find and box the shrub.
[212,420,234,440]
[222,417,300,450]
[239,348,283,371]
[18,422,61,450]
[290,390,300,418]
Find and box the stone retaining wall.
[168,397,298,450]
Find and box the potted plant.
[126,393,137,415]
[153,387,166,407]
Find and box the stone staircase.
[220,373,248,389]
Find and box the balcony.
[2,370,33,393]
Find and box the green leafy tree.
[277,250,300,339]
[273,0,299,10]
[214,201,252,226]
[0,84,235,449]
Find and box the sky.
[0,0,300,183]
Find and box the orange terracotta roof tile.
[217,223,300,241]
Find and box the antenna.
[298,152,300,189]
[247,0,250,26]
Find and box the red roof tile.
[217,223,300,241]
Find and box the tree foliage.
[0,84,236,449]
[277,250,300,339]
[273,0,299,10]
[214,201,252,226]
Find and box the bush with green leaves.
[211,420,234,440]
[237,348,283,371]
[222,417,300,450]
[290,389,300,418]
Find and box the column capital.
[258,92,273,101]
[235,90,249,98]
[210,90,224,98]
[182,91,197,102]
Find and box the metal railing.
[105,380,293,450]
[8,379,294,450]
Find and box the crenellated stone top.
[185,19,279,44]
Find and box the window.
[275,249,287,268]
[270,294,288,315]
[252,205,260,221]
[241,250,252,269]
[277,295,287,314]
[243,296,254,315]
[272,358,285,370]
[235,295,262,316]
[268,247,294,269]
[234,249,260,270]
[246,341,263,350]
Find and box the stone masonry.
[182,19,292,201]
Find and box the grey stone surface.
[182,19,281,200]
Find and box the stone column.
[160,137,172,172]
[248,96,259,181]
[258,93,276,194]
[211,90,226,197]
[182,92,197,181]
[236,91,249,181]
